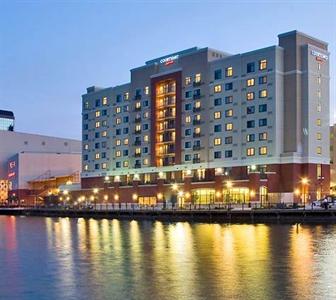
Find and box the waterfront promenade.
[1,205,336,223]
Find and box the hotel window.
[102,131,107,137]
[214,69,222,80]
[317,132,322,140]
[135,124,141,132]
[84,165,89,171]
[195,114,201,121]
[247,147,255,156]
[247,62,255,73]
[102,120,107,127]
[116,139,121,146]
[185,103,192,111]
[123,127,129,134]
[102,163,107,169]
[135,101,141,109]
[102,109,107,116]
[225,123,233,131]
[185,129,191,136]
[225,96,233,104]
[214,98,222,106]
[116,107,121,113]
[102,97,108,105]
[143,158,149,165]
[195,127,201,134]
[225,136,233,144]
[195,101,201,108]
[225,67,233,77]
[316,119,321,126]
[259,132,268,141]
[123,161,129,167]
[95,153,100,159]
[135,148,141,155]
[83,113,88,120]
[95,111,101,117]
[95,132,100,138]
[259,118,267,127]
[225,150,233,158]
[124,138,129,145]
[116,95,122,103]
[95,99,101,107]
[116,118,121,125]
[185,154,192,161]
[247,120,255,128]
[123,105,129,112]
[259,89,267,98]
[259,104,267,112]
[214,138,222,146]
[247,78,255,87]
[83,154,88,161]
[214,151,222,159]
[124,92,129,100]
[95,164,100,170]
[247,106,255,114]
[225,109,233,117]
[84,144,89,150]
[317,146,322,155]
[214,84,222,93]
[185,141,191,148]
[317,63,321,70]
[317,90,321,98]
[144,86,149,95]
[116,162,121,168]
[214,111,221,119]
[195,73,201,83]
[84,101,89,109]
[247,134,255,142]
[95,121,100,128]
[214,124,222,132]
[259,146,267,155]
[116,150,121,157]
[225,82,233,91]
[185,76,192,85]
[259,76,267,84]
[83,124,88,130]
[185,91,192,98]
[317,103,322,112]
[259,59,267,70]
[144,135,149,142]
[95,142,100,149]
[185,115,191,123]
[247,92,255,101]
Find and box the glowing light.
[185,192,191,199]
[216,191,222,198]
[172,183,178,191]
[157,193,163,200]
[158,172,164,179]
[63,190,69,195]
[105,176,110,181]
[114,194,119,201]
[226,181,233,188]
[104,195,108,201]
[114,175,120,182]
[251,165,257,171]
[250,190,256,197]
[186,170,192,176]
[133,174,140,181]
[93,188,99,194]
[215,168,223,175]
[178,191,184,197]
[294,189,300,196]
[132,193,138,201]
[301,178,309,185]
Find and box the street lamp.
[301,177,309,209]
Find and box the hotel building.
[81,30,330,205]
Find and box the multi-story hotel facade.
[81,30,330,205]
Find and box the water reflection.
[0,216,336,300]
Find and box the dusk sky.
[0,0,335,140]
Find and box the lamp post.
[301,177,309,209]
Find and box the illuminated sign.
[8,172,16,178]
[160,55,179,66]
[311,50,328,62]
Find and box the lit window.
[195,101,201,108]
[124,138,129,145]
[226,67,233,77]
[124,92,129,100]
[145,86,149,95]
[316,119,321,126]
[259,59,267,70]
[317,146,322,154]
[247,92,255,101]
[195,127,201,134]
[144,135,149,142]
[135,102,141,109]
[95,153,100,159]
[195,73,201,83]
[135,148,141,155]
[247,148,255,156]
[225,109,233,117]
[259,132,268,141]
[84,144,89,150]
[95,111,101,117]
[214,84,222,93]
[84,164,89,171]
[214,138,221,146]
[317,132,322,140]
[116,107,121,113]
[102,163,107,169]
[102,131,107,137]
[214,111,221,119]
[116,118,121,125]
[116,139,121,146]
[247,78,255,87]
[135,124,141,132]
[259,90,267,98]
[116,150,121,157]
[318,63,321,70]
[195,114,201,121]
[143,158,149,165]
[95,121,100,128]
[185,76,192,85]
[185,115,191,123]
[102,97,108,105]
[123,161,129,167]
[259,146,267,155]
[225,123,233,131]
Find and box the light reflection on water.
[0,216,336,300]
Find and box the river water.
[0,216,335,300]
